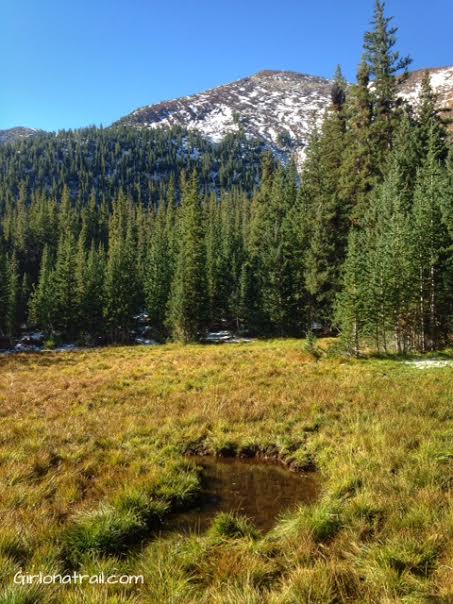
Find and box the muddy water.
[165,456,319,534]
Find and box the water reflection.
[165,456,319,534]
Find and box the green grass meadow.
[0,340,452,603]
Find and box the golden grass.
[0,340,452,603]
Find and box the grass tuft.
[0,587,44,604]
[208,513,259,541]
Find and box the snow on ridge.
[399,66,453,107]
[430,66,453,89]
[119,66,453,164]
[118,70,333,165]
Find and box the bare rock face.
[117,66,453,163]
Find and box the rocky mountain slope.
[3,66,452,159]
[118,66,453,162]
[0,127,41,145]
[117,71,332,163]
[400,66,453,120]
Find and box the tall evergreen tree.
[51,231,78,337]
[416,71,447,162]
[411,127,451,351]
[246,153,275,333]
[6,252,21,337]
[0,248,9,335]
[167,172,208,342]
[104,194,141,340]
[28,246,55,333]
[222,191,249,330]
[81,243,106,337]
[339,59,376,222]
[335,229,369,356]
[205,192,226,325]
[145,195,174,333]
[303,67,348,327]
[364,170,414,352]
[364,0,411,161]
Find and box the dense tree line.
[0,1,451,352]
[0,125,264,207]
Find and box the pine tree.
[260,165,288,332]
[331,64,347,110]
[59,185,75,237]
[205,192,226,325]
[442,148,453,240]
[246,153,275,333]
[82,243,105,337]
[134,202,150,305]
[52,231,78,337]
[0,248,9,335]
[28,192,58,281]
[339,59,376,222]
[28,246,55,333]
[167,172,207,342]
[416,71,447,162]
[19,273,30,331]
[364,170,414,352]
[411,127,451,351]
[334,229,368,356]
[15,183,29,266]
[279,162,306,334]
[73,223,105,338]
[145,195,173,333]
[75,225,88,332]
[83,190,101,244]
[303,67,348,328]
[364,0,412,161]
[260,164,304,334]
[6,252,21,337]
[440,150,453,339]
[385,108,419,212]
[238,259,260,333]
[221,190,248,330]
[104,194,141,340]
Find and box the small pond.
[163,456,319,534]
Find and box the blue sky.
[1,0,452,131]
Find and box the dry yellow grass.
[0,340,452,603]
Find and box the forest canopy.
[0,1,451,353]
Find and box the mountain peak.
[253,69,330,81]
[117,69,334,162]
[0,127,41,145]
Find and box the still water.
[165,455,319,534]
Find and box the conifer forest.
[2,2,453,603]
[0,2,451,354]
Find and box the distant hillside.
[3,66,452,162]
[0,127,42,145]
[0,126,265,204]
[116,70,332,164]
[117,66,453,163]
[400,66,453,122]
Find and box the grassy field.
[0,340,452,603]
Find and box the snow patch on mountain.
[0,127,41,145]
[115,66,453,163]
[117,70,333,164]
[399,66,453,115]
